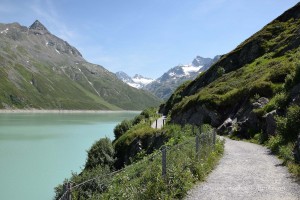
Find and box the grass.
[54,108,224,199]
[163,14,300,121]
[55,130,224,200]
[99,136,224,200]
[0,37,161,110]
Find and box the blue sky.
[0,0,299,78]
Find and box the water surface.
[0,111,139,200]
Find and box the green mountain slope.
[161,2,300,126]
[0,20,161,110]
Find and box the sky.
[0,0,299,79]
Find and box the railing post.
[68,182,72,200]
[213,129,216,147]
[63,183,68,200]
[196,135,200,160]
[161,146,167,179]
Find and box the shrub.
[114,119,133,139]
[285,105,300,141]
[217,67,225,77]
[266,134,283,153]
[268,64,292,83]
[279,144,294,164]
[284,63,300,89]
[249,81,274,97]
[85,138,115,170]
[264,92,287,112]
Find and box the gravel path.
[185,137,300,200]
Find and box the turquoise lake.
[0,111,139,200]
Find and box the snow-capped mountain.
[116,55,220,100]
[115,72,154,89]
[145,55,220,99]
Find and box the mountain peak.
[192,56,213,67]
[29,20,49,32]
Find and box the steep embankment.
[186,138,300,200]
[0,20,160,110]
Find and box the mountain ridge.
[116,55,219,99]
[0,20,161,110]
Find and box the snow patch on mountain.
[132,74,154,85]
[182,65,203,75]
[115,72,154,89]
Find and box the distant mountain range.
[116,55,220,99]
[116,72,154,89]
[0,20,161,110]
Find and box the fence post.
[196,135,200,160]
[213,129,216,147]
[155,119,158,129]
[63,183,67,200]
[161,146,167,179]
[68,182,72,200]
[201,133,207,160]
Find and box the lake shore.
[0,109,141,114]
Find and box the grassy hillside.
[161,2,300,123]
[0,21,161,110]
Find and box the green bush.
[85,138,115,170]
[217,67,225,77]
[264,92,287,112]
[268,64,292,83]
[285,105,300,141]
[279,144,294,164]
[249,81,274,97]
[114,119,133,139]
[266,134,283,153]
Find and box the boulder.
[293,135,300,164]
[217,118,233,135]
[252,102,263,109]
[258,97,269,106]
[252,97,269,109]
[263,110,277,136]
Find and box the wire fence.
[58,129,217,200]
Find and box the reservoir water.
[0,111,139,200]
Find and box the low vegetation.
[54,108,224,199]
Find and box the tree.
[85,137,115,170]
